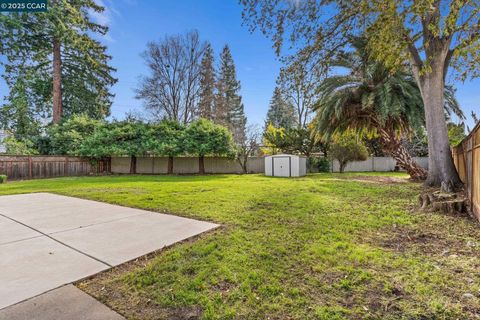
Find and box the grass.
[1,173,479,319]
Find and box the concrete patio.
[0,193,218,311]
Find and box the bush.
[329,133,369,173]
[48,114,103,155]
[3,137,38,155]
[307,157,331,173]
[317,157,331,172]
[0,175,7,184]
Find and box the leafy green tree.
[328,133,369,173]
[80,121,151,174]
[241,0,479,188]
[265,87,296,130]
[183,119,234,174]
[0,76,44,142]
[262,124,286,155]
[283,126,326,157]
[448,122,466,147]
[2,136,38,155]
[0,0,116,124]
[216,45,246,144]
[48,115,103,155]
[262,124,326,157]
[148,120,185,174]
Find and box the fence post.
[472,137,476,216]
[64,157,69,176]
[28,156,33,179]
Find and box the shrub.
[3,137,38,155]
[48,114,103,155]
[329,133,369,173]
[307,157,331,173]
[317,157,331,172]
[0,175,7,184]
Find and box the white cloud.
[89,0,119,42]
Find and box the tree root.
[418,189,470,217]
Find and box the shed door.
[273,157,290,177]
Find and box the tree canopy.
[262,123,326,157]
[48,115,103,156]
[328,132,369,173]
[183,118,234,158]
[79,120,152,159]
[148,120,186,157]
[183,118,235,174]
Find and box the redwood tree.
[0,0,117,124]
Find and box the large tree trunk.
[378,128,427,181]
[167,156,174,174]
[52,38,63,124]
[241,157,248,174]
[419,67,461,188]
[199,155,205,174]
[130,155,137,174]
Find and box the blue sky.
[99,0,478,129]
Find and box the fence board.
[0,155,110,181]
[452,123,480,220]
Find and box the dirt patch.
[370,222,480,257]
[350,176,409,184]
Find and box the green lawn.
[1,173,479,319]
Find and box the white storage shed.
[264,154,307,177]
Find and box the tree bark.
[242,157,248,174]
[378,128,427,181]
[419,67,462,188]
[167,156,174,174]
[199,155,205,174]
[130,155,137,174]
[52,38,63,124]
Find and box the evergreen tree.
[265,87,296,130]
[0,0,117,125]
[0,76,44,141]
[198,44,216,120]
[215,45,246,144]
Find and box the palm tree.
[313,37,463,180]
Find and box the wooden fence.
[0,155,110,181]
[111,156,265,174]
[452,123,480,220]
